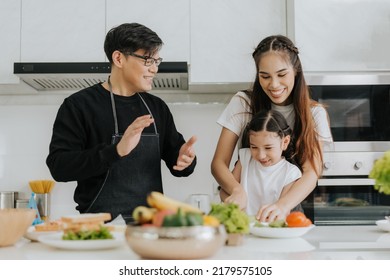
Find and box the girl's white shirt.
[217,91,333,150]
[239,149,302,216]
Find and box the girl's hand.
[256,203,290,222]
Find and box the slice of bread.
[35,221,63,232]
[61,213,111,224]
[61,213,113,234]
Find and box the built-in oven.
[313,144,390,225]
[301,72,390,225]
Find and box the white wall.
[162,103,227,204]
[0,97,229,219]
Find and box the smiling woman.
[257,52,296,106]
[211,35,332,223]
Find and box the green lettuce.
[62,225,113,240]
[208,203,249,234]
[369,150,390,195]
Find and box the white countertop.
[1,225,390,260]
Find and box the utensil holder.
[35,193,50,221]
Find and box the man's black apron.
[86,78,163,222]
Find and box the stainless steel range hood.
[14,62,189,91]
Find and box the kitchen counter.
[1,225,390,260]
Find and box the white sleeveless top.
[239,149,302,215]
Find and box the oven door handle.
[317,178,375,186]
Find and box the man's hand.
[173,135,197,171]
[116,115,154,157]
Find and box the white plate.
[24,226,62,242]
[250,223,315,238]
[376,220,390,232]
[37,232,125,250]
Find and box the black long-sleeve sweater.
[46,83,196,212]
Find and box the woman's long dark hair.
[242,110,298,168]
[243,35,323,175]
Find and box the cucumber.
[269,219,287,228]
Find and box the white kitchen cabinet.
[0,0,21,84]
[291,0,390,72]
[106,0,190,62]
[20,0,106,62]
[190,0,287,84]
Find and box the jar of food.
[0,191,18,209]
[15,199,29,209]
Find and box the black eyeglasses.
[124,52,163,67]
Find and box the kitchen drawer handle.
[317,178,375,186]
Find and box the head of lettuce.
[208,203,249,234]
[369,150,390,195]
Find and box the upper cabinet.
[291,0,390,72]
[106,0,190,63]
[1,0,388,88]
[107,0,286,84]
[20,0,106,62]
[0,0,21,84]
[190,0,287,84]
[0,0,289,86]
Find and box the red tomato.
[303,218,313,227]
[286,211,312,227]
[152,209,176,227]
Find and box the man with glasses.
[46,23,197,222]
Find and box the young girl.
[211,35,333,222]
[220,110,302,218]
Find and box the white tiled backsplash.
[0,95,230,219]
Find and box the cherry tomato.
[286,211,312,227]
[302,218,313,227]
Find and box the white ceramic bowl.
[250,223,315,239]
[126,225,227,259]
[0,208,35,247]
[376,219,390,232]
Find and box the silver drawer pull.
[317,178,375,186]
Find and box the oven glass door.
[309,85,390,141]
[313,178,390,225]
